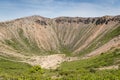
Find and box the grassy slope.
[0,48,120,80]
[4,28,43,56]
[0,58,31,79]
[0,58,52,80]
[57,48,120,80]
[79,26,120,56]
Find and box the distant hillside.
[0,15,120,57]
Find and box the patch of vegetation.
[29,65,44,74]
[0,58,51,80]
[60,47,72,56]
[99,26,120,44]
[45,50,58,55]
[0,54,22,61]
[4,39,24,51]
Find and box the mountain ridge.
[1,15,120,23]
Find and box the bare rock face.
[0,15,120,56]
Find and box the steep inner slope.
[0,15,120,58]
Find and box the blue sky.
[0,0,120,21]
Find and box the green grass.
[59,47,72,56]
[0,58,52,80]
[56,48,120,79]
[0,58,31,79]
[61,49,120,69]
[0,48,120,80]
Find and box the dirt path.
[98,65,119,70]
